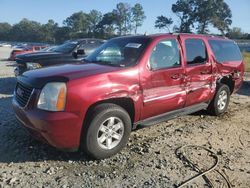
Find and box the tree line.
[0,0,249,44]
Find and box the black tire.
[207,84,230,116]
[82,103,131,159]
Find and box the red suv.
[13,34,244,159]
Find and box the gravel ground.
[0,47,250,188]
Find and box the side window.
[79,41,87,49]
[208,40,242,62]
[185,39,207,65]
[149,39,181,70]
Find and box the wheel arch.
[83,97,135,129]
[79,97,135,150]
[217,75,235,94]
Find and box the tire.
[82,103,131,159]
[207,84,230,116]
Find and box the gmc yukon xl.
[13,34,244,159]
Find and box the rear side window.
[208,40,242,62]
[185,39,207,65]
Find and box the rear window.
[208,40,242,62]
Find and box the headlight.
[37,82,67,111]
[26,62,42,70]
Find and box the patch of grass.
[243,52,250,72]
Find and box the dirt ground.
[0,47,249,188]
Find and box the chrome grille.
[15,82,33,107]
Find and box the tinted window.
[53,41,78,53]
[208,40,242,62]
[150,39,181,70]
[185,39,207,65]
[86,37,150,67]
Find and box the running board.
[134,103,208,127]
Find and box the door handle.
[200,70,210,75]
[171,74,186,80]
[171,74,180,79]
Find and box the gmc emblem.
[16,87,24,97]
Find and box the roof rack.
[172,33,228,39]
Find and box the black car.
[14,38,106,76]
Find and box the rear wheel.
[82,103,131,159]
[208,84,230,116]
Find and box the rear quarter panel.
[205,38,245,92]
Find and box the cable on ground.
[175,145,232,188]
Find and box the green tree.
[194,0,232,34]
[155,16,173,32]
[194,0,214,34]
[171,0,232,34]
[226,27,245,39]
[87,10,102,36]
[10,18,43,42]
[96,12,117,38]
[63,11,89,37]
[211,0,232,35]
[172,0,196,33]
[113,2,132,35]
[41,19,58,43]
[0,22,12,41]
[131,3,146,34]
[54,26,71,43]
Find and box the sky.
[0,0,250,34]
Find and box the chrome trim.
[14,87,35,109]
[188,84,211,93]
[144,91,186,103]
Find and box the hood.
[18,62,121,89]
[16,51,66,63]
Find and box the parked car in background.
[0,42,11,47]
[14,38,106,76]
[13,34,244,159]
[39,46,58,52]
[8,45,47,61]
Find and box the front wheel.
[207,84,230,116]
[82,103,131,159]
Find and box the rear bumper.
[233,77,244,93]
[12,99,82,151]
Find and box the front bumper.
[12,98,82,151]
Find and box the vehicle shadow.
[0,77,16,95]
[236,81,250,96]
[0,96,91,163]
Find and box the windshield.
[53,41,78,53]
[85,37,150,67]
